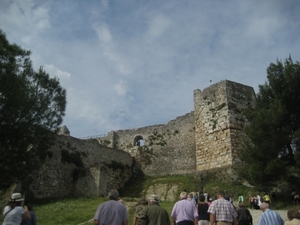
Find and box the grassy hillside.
[119,174,258,201]
[0,175,296,225]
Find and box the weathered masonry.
[29,135,133,198]
[27,80,255,199]
[97,80,255,175]
[194,80,255,170]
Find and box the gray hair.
[108,189,119,200]
[188,193,194,198]
[180,192,187,199]
[148,195,159,204]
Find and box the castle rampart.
[30,135,133,198]
[98,112,196,176]
[27,80,256,199]
[194,80,255,170]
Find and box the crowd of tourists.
[92,188,300,225]
[3,189,300,225]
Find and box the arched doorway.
[134,135,144,146]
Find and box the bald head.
[260,202,269,212]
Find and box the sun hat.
[10,193,24,202]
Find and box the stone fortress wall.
[97,80,255,176]
[194,80,255,170]
[28,80,255,199]
[29,135,133,198]
[98,111,196,176]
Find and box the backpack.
[135,205,146,219]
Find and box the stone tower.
[194,80,255,171]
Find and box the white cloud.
[101,0,109,10]
[93,23,132,76]
[43,64,71,79]
[113,81,127,96]
[244,16,283,45]
[146,13,171,39]
[0,0,50,50]
[21,36,32,45]
[94,24,112,43]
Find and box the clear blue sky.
[1,0,299,138]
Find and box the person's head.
[287,209,300,220]
[148,195,159,205]
[108,189,119,200]
[238,202,244,208]
[137,198,147,205]
[188,193,193,199]
[225,195,230,201]
[180,192,187,200]
[217,191,225,198]
[199,194,205,202]
[260,202,269,212]
[9,193,24,207]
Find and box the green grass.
[32,197,105,225]
[0,197,175,225]
[0,197,106,225]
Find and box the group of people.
[2,193,37,225]
[3,190,300,225]
[248,195,261,210]
[250,193,273,209]
[93,189,300,225]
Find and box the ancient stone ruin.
[28,80,255,198]
[97,80,255,174]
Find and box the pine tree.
[239,56,300,189]
[0,30,67,189]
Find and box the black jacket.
[237,206,252,224]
